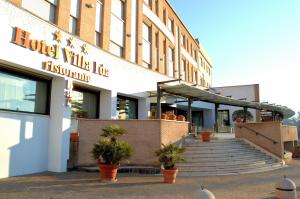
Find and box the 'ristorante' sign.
[12,27,109,82]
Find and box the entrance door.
[192,111,204,131]
[217,110,230,133]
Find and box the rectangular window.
[194,71,197,84]
[181,34,186,47]
[155,0,159,15]
[110,0,125,57]
[155,32,159,69]
[69,0,80,34]
[110,41,123,57]
[0,69,50,114]
[95,0,103,46]
[117,95,138,119]
[181,59,186,81]
[71,88,99,119]
[22,0,57,23]
[163,9,167,25]
[168,47,174,77]
[142,23,151,67]
[167,18,173,33]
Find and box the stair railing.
[238,125,278,144]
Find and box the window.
[71,88,99,119]
[117,95,138,119]
[155,32,159,69]
[167,18,173,32]
[155,0,159,15]
[168,47,174,77]
[142,23,151,68]
[181,59,186,81]
[163,9,167,25]
[110,0,125,57]
[22,0,57,23]
[69,0,80,34]
[0,69,50,114]
[194,71,197,84]
[143,0,150,6]
[95,0,103,46]
[181,34,186,47]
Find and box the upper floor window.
[143,0,150,6]
[0,69,50,115]
[155,0,159,15]
[95,0,103,46]
[110,0,125,57]
[181,34,186,47]
[142,23,151,68]
[168,47,174,77]
[69,0,80,34]
[167,18,173,33]
[181,59,186,81]
[22,0,57,23]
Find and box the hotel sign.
[12,27,109,82]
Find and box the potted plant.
[177,115,185,121]
[91,125,134,182]
[199,129,213,142]
[155,144,185,184]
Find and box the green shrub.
[155,144,185,170]
[91,125,134,165]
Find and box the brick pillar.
[158,32,164,73]
[165,40,169,76]
[78,0,97,44]
[136,0,143,65]
[101,0,111,51]
[9,0,21,6]
[56,0,71,32]
[124,0,132,61]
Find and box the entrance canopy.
[156,81,295,119]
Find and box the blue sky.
[169,0,300,114]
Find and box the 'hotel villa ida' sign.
[12,27,109,82]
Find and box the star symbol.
[67,37,75,48]
[81,43,89,54]
[54,31,62,43]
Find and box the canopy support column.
[243,107,248,123]
[156,84,161,119]
[187,98,192,133]
[214,103,219,133]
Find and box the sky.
[169,0,300,115]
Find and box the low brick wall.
[76,119,188,167]
[235,122,284,158]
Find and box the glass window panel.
[0,70,49,114]
[109,41,123,57]
[70,0,80,18]
[117,95,138,119]
[22,0,56,23]
[111,0,124,20]
[71,89,98,119]
[110,14,125,47]
[95,0,103,32]
[69,16,77,34]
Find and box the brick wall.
[77,119,188,166]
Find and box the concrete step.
[178,163,283,176]
[178,138,283,176]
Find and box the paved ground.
[1,160,300,199]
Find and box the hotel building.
[0,0,296,178]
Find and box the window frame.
[117,95,138,119]
[0,67,52,115]
[71,86,100,119]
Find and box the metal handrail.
[238,125,278,144]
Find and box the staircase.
[178,137,284,176]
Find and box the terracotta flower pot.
[201,132,211,142]
[161,114,168,120]
[168,114,176,120]
[177,115,185,121]
[70,132,79,142]
[98,163,118,182]
[162,169,178,184]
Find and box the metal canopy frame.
[156,80,295,133]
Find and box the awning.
[158,82,295,119]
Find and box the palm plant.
[155,144,185,170]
